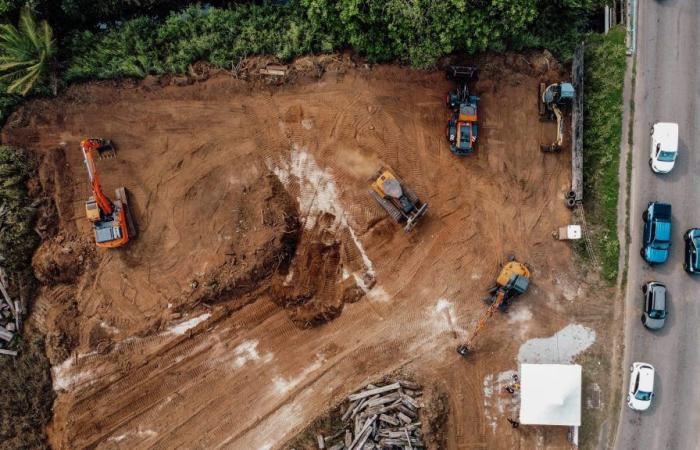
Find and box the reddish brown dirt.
[2,52,604,449]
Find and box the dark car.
[641,202,672,264]
[641,281,667,330]
[684,228,700,274]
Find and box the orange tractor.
[81,138,136,248]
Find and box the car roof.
[654,122,679,150]
[638,365,655,391]
[652,285,666,310]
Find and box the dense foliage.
[0,145,51,450]
[0,145,38,274]
[0,7,55,95]
[0,336,54,450]
[62,0,609,81]
[583,26,626,281]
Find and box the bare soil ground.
[3,52,614,449]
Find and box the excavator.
[369,167,428,232]
[539,82,574,152]
[456,258,531,357]
[81,138,136,248]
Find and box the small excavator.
[539,82,575,152]
[369,167,428,232]
[81,138,136,248]
[445,65,479,156]
[456,258,531,357]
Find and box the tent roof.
[519,363,581,426]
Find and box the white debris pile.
[0,267,22,357]
[313,380,426,450]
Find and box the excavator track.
[116,187,138,239]
[369,189,403,223]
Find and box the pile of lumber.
[0,268,21,357]
[317,380,425,450]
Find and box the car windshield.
[654,241,670,249]
[635,391,652,401]
[649,309,666,319]
[658,150,676,162]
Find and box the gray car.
[641,281,667,330]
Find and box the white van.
[649,122,679,173]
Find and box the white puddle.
[517,323,595,364]
[166,313,211,336]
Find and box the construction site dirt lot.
[4,53,617,449]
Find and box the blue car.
[641,202,672,264]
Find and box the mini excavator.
[539,82,574,153]
[457,258,530,357]
[81,138,136,248]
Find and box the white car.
[627,362,655,411]
[649,122,678,173]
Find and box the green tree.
[0,6,56,95]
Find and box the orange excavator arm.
[81,139,113,215]
[457,290,505,355]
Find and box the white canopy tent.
[519,363,582,426]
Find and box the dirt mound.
[32,236,92,284]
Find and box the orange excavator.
[81,138,136,248]
[457,258,530,357]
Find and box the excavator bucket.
[96,139,116,159]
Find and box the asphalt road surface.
[615,1,700,449]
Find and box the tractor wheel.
[369,189,403,223]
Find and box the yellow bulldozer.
[457,258,531,357]
[369,167,428,232]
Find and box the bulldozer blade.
[403,203,428,233]
[540,144,561,153]
[538,82,546,116]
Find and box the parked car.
[641,202,672,264]
[641,282,667,330]
[684,228,700,274]
[649,122,678,174]
[628,362,655,411]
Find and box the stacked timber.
[320,380,425,450]
[0,268,20,357]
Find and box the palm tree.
[0,6,56,96]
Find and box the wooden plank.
[0,280,15,317]
[348,383,401,401]
[365,392,400,408]
[316,433,325,449]
[397,412,412,424]
[0,348,17,356]
[0,326,14,342]
[397,380,420,390]
[379,414,399,426]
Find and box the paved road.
[615,1,700,449]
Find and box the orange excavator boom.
[81,140,114,215]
